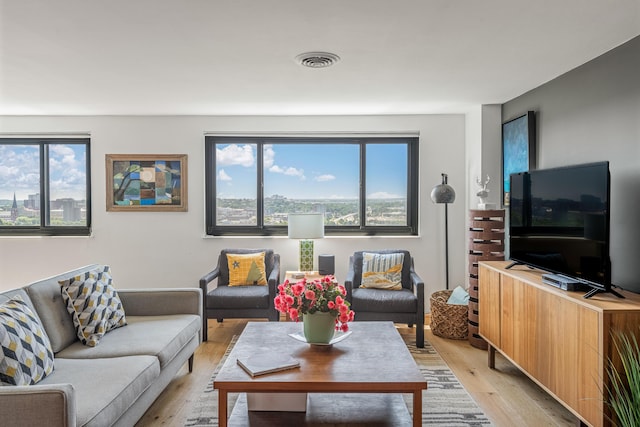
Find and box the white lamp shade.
[288,213,325,239]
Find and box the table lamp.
[288,213,325,272]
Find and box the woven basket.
[430,289,469,340]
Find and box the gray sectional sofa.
[0,264,202,427]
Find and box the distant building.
[11,192,18,222]
[60,198,81,222]
[24,193,40,210]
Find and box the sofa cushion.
[55,314,200,368]
[206,285,270,309]
[26,264,104,353]
[352,288,417,313]
[0,297,55,385]
[39,355,159,427]
[360,252,404,290]
[59,265,127,347]
[227,252,267,286]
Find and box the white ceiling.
[1,0,638,116]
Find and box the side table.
[284,271,325,282]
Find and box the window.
[205,136,418,236]
[0,138,91,236]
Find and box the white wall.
[465,107,482,211]
[464,105,503,286]
[479,105,503,206]
[0,114,467,310]
[465,105,503,210]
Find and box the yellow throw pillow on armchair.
[227,252,268,286]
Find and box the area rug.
[185,335,493,426]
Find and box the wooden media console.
[478,260,640,427]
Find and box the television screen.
[509,161,612,295]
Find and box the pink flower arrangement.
[274,275,355,332]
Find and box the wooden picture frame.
[106,154,188,212]
[502,111,536,206]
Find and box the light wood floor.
[136,319,578,426]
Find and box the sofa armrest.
[266,254,281,321]
[0,383,76,427]
[344,256,356,302]
[410,270,425,320]
[268,254,280,298]
[268,254,280,288]
[118,288,203,317]
[199,266,221,293]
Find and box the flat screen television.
[508,161,622,298]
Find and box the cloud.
[284,167,304,177]
[216,144,255,167]
[49,167,86,196]
[49,145,80,171]
[315,174,335,182]
[264,145,275,168]
[269,164,305,179]
[48,145,87,199]
[0,145,43,198]
[263,145,306,180]
[0,164,20,180]
[368,191,403,199]
[218,169,232,181]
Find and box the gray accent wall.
[503,35,640,294]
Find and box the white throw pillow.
[360,252,404,290]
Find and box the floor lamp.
[431,173,456,289]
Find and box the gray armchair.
[345,249,425,347]
[199,249,280,341]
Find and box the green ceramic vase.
[303,311,336,344]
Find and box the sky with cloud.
[0,144,87,200]
[216,143,406,200]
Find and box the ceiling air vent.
[295,52,341,68]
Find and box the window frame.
[205,136,418,236]
[0,138,92,237]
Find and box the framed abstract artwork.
[106,154,188,212]
[502,111,536,206]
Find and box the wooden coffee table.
[213,321,427,427]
